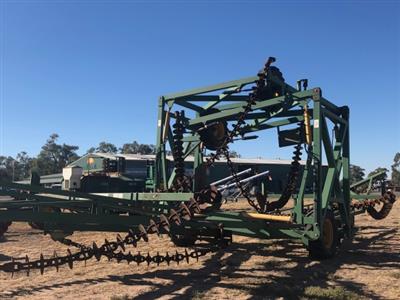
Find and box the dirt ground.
[0,200,399,300]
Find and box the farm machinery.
[0,57,397,275]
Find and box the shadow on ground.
[3,223,399,299]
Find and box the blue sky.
[0,0,399,174]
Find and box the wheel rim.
[322,218,334,249]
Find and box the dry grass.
[302,286,362,300]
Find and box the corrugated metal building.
[29,153,311,193]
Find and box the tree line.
[350,154,400,187]
[0,133,399,186]
[0,134,158,180]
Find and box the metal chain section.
[350,191,397,220]
[221,148,263,211]
[203,57,304,213]
[171,111,191,192]
[0,196,210,275]
[0,241,219,276]
[265,144,303,212]
[58,237,90,251]
[203,57,277,212]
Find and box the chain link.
[203,57,277,212]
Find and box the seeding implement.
[0,57,397,275]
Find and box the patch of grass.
[302,286,361,300]
[390,272,400,279]
[191,290,208,299]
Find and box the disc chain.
[0,196,210,275]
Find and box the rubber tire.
[171,231,197,247]
[308,210,339,259]
[0,222,11,239]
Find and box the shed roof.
[75,153,306,165]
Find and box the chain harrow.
[351,191,397,220]
[265,144,303,212]
[171,111,191,192]
[204,57,276,213]
[1,240,218,276]
[0,194,219,275]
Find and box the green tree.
[0,153,35,181]
[391,152,400,186]
[120,141,140,154]
[15,151,34,180]
[367,167,388,181]
[349,164,365,185]
[86,147,96,154]
[0,156,16,180]
[229,151,241,158]
[89,141,118,154]
[36,134,79,175]
[138,143,155,155]
[120,141,155,155]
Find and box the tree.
[36,134,79,175]
[120,141,155,155]
[138,143,155,155]
[391,152,400,186]
[349,164,365,185]
[86,147,96,154]
[0,156,16,180]
[0,152,35,181]
[367,167,388,181]
[229,151,241,158]
[120,141,140,154]
[15,151,34,180]
[89,141,118,154]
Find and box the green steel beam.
[187,90,315,126]
[163,76,257,100]
[312,88,323,239]
[172,95,250,103]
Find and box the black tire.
[0,222,11,239]
[308,210,339,259]
[171,230,197,247]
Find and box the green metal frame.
[150,71,351,242]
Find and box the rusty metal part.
[200,57,304,214]
[204,57,279,213]
[351,191,397,220]
[198,121,228,150]
[266,143,303,212]
[171,111,191,192]
[0,242,219,275]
